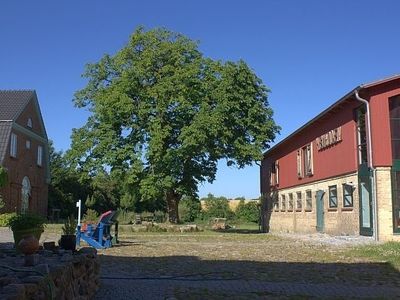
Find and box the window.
[26,140,31,149]
[306,190,312,211]
[296,150,302,178]
[10,133,17,157]
[27,118,32,128]
[303,144,313,176]
[329,185,338,208]
[273,193,279,211]
[37,145,43,166]
[356,106,368,165]
[288,193,294,211]
[389,95,400,232]
[296,192,302,211]
[297,144,313,178]
[270,161,279,186]
[281,194,286,211]
[342,184,353,208]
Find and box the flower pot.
[59,234,76,251]
[12,228,43,250]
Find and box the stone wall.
[0,247,99,299]
[268,173,360,236]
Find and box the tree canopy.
[68,27,279,223]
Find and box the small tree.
[202,193,235,220]
[179,196,201,223]
[236,200,260,223]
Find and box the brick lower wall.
[267,173,360,236]
[375,167,400,242]
[266,169,400,241]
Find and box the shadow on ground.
[213,228,261,234]
[98,252,400,286]
[97,253,400,299]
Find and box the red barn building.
[261,75,400,241]
[0,91,49,216]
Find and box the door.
[359,164,373,236]
[316,190,325,232]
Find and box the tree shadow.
[212,228,261,234]
[97,253,400,299]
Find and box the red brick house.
[0,90,49,216]
[261,74,400,241]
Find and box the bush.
[117,209,137,225]
[202,194,235,220]
[153,210,167,223]
[7,213,46,231]
[179,196,201,223]
[62,216,77,235]
[82,209,99,223]
[235,200,260,223]
[0,213,17,227]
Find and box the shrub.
[7,213,46,231]
[0,213,17,227]
[202,194,235,220]
[82,209,99,223]
[117,209,136,225]
[153,210,167,223]
[179,196,201,223]
[235,200,260,223]
[62,216,77,235]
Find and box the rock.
[39,250,54,257]
[43,241,56,251]
[2,283,25,296]
[21,275,43,284]
[34,264,49,275]
[24,254,40,266]
[78,247,97,256]
[61,254,73,262]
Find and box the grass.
[347,241,400,270]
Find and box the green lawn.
[346,241,400,270]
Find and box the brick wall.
[267,173,359,236]
[375,167,400,242]
[0,99,48,216]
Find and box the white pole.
[76,199,81,226]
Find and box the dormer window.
[27,118,32,128]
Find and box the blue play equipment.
[76,210,119,249]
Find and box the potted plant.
[8,213,46,249]
[59,216,77,251]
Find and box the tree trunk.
[166,191,181,224]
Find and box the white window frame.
[10,133,17,157]
[27,118,33,128]
[281,194,286,211]
[304,143,313,176]
[306,190,312,211]
[297,150,302,178]
[296,191,302,211]
[37,145,43,166]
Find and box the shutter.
[297,150,302,177]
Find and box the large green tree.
[48,141,91,218]
[69,27,279,223]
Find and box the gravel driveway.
[95,232,400,299]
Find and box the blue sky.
[1,0,399,199]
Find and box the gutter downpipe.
[355,90,379,241]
